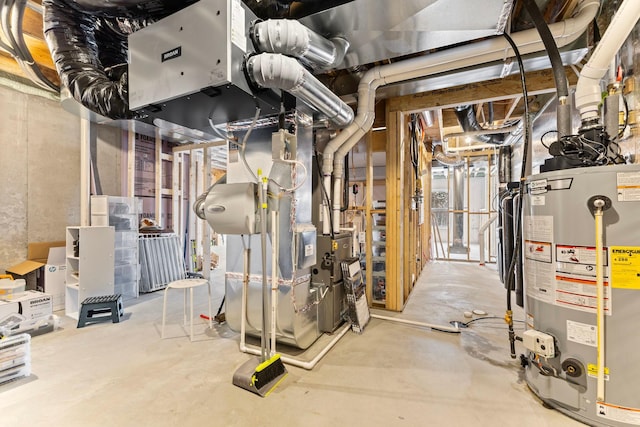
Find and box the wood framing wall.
[377,67,573,311]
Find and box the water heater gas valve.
[523,330,556,358]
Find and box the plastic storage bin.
[0,279,26,300]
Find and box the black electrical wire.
[463,316,525,327]
[502,31,530,360]
[341,153,349,212]
[540,130,558,150]
[409,114,420,180]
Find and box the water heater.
[522,163,640,426]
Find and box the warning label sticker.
[525,240,552,263]
[567,320,597,347]
[610,246,640,290]
[587,364,610,381]
[597,402,640,425]
[617,172,640,201]
[555,274,611,315]
[556,245,607,267]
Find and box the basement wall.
[0,84,122,272]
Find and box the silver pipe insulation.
[247,53,354,128]
[251,19,348,70]
[575,0,640,125]
[322,0,600,233]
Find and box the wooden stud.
[387,67,578,113]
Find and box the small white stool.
[161,278,212,341]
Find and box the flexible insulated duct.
[433,144,464,166]
[251,19,348,70]
[322,0,600,233]
[453,105,505,144]
[247,53,354,128]
[43,0,134,118]
[42,0,194,119]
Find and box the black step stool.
[77,295,123,328]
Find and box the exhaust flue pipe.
[247,53,354,128]
[575,0,640,125]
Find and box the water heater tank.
[523,164,640,426]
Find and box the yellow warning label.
[588,363,610,377]
[610,247,640,290]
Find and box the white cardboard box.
[1,290,53,321]
[44,247,66,311]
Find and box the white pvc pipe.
[322,175,332,235]
[594,200,606,402]
[322,0,600,224]
[371,314,461,333]
[270,210,278,357]
[239,246,250,353]
[240,323,351,370]
[478,214,498,266]
[332,176,342,232]
[575,0,640,122]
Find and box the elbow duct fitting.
[433,144,464,166]
[251,19,348,70]
[575,0,640,125]
[247,53,354,128]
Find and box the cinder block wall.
[0,84,123,272]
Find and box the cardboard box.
[44,248,66,311]
[1,290,53,321]
[5,242,65,308]
[5,260,44,291]
[0,296,55,337]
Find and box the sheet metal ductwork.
[453,105,505,145]
[247,53,354,128]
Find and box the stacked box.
[0,333,31,385]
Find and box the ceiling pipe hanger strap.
[575,0,640,124]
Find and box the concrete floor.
[0,259,584,426]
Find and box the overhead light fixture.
[372,126,387,131]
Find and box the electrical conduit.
[322,0,600,232]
